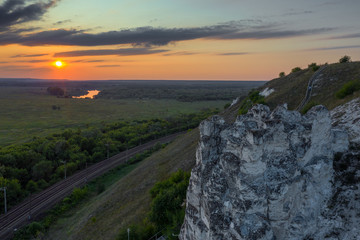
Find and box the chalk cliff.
[180,103,358,239]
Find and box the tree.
[47,87,65,96]
[279,72,285,77]
[339,55,351,63]
[32,160,53,181]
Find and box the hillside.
[44,129,199,240]
[262,61,360,111]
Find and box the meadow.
[0,79,263,146]
[0,87,224,146]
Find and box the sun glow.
[53,60,65,68]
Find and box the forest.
[0,109,218,212]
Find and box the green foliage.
[291,67,302,73]
[279,72,285,77]
[0,109,217,213]
[335,80,360,99]
[339,55,351,63]
[13,186,89,239]
[238,90,266,115]
[308,63,320,71]
[223,103,231,109]
[118,170,190,240]
[301,101,319,114]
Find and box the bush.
[308,63,320,71]
[291,67,302,73]
[301,101,318,114]
[279,72,285,77]
[339,55,351,63]
[335,80,360,99]
[238,90,266,115]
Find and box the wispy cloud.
[11,53,48,58]
[309,45,360,51]
[0,0,60,30]
[216,52,250,56]
[329,33,360,39]
[96,65,121,68]
[53,19,72,26]
[0,21,335,47]
[163,51,198,56]
[54,48,168,57]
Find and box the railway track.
[0,132,184,240]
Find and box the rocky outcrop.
[180,104,351,240]
[331,98,360,147]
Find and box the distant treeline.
[97,85,261,102]
[0,109,218,213]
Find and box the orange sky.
[0,0,359,80]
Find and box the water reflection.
[73,90,100,99]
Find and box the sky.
[0,0,359,80]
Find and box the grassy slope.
[309,62,360,110]
[261,62,360,111]
[45,129,199,240]
[0,86,227,146]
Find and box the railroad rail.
[0,132,184,240]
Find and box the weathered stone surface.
[180,104,351,240]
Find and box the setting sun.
[53,60,65,69]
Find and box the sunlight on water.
[73,90,100,99]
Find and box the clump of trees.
[0,109,218,213]
[47,87,65,96]
[279,72,285,78]
[339,55,351,63]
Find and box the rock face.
[180,104,350,240]
[331,97,360,147]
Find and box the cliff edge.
[180,103,356,239]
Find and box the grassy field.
[0,86,229,146]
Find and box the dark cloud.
[96,65,121,68]
[0,0,60,30]
[217,52,250,56]
[0,22,335,47]
[11,53,48,58]
[310,45,360,51]
[54,48,169,57]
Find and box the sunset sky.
[0,0,359,80]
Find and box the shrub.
[339,55,351,63]
[291,67,302,73]
[301,101,318,114]
[308,63,320,71]
[279,72,285,77]
[238,90,266,115]
[335,80,360,99]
